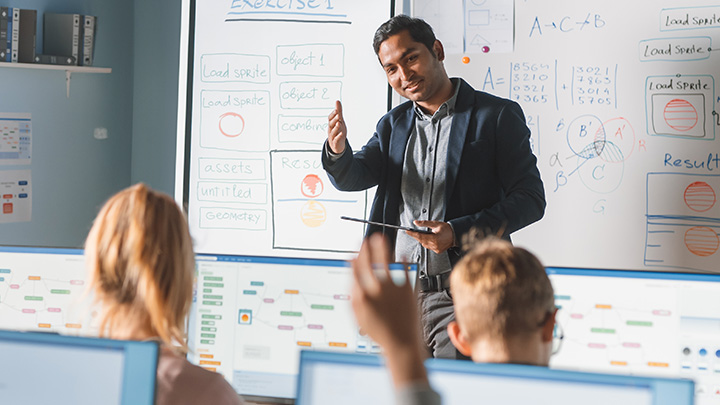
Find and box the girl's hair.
[85,183,194,351]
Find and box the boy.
[351,234,556,403]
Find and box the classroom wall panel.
[130,0,181,195]
[0,0,134,247]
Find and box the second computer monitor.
[0,246,94,335]
[547,267,720,404]
[187,254,417,402]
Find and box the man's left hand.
[407,220,455,254]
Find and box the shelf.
[0,62,111,73]
[0,62,112,97]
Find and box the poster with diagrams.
[0,113,31,165]
[185,1,389,258]
[414,0,514,53]
[0,170,31,223]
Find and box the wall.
[0,0,135,247]
[130,0,181,195]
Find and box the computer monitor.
[0,329,159,405]
[187,254,417,402]
[295,351,693,405]
[0,246,94,334]
[547,267,720,404]
[425,359,694,405]
[296,351,392,405]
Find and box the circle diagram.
[684,226,719,257]
[684,181,716,212]
[301,174,324,198]
[567,115,605,159]
[663,99,698,132]
[218,112,245,137]
[301,201,327,228]
[577,141,624,194]
[598,118,635,163]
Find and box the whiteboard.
[419,0,720,272]
[179,0,391,258]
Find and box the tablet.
[340,216,434,235]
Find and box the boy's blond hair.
[450,237,554,343]
[85,183,194,351]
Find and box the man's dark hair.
[373,14,437,56]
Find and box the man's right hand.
[327,100,347,155]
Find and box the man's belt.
[418,272,451,292]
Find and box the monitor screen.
[187,254,417,401]
[295,351,693,405]
[547,267,720,404]
[425,359,694,405]
[0,330,159,405]
[296,351,392,405]
[0,246,94,335]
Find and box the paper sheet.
[414,0,515,54]
[0,113,31,165]
[0,170,31,223]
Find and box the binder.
[81,15,95,66]
[43,13,81,65]
[0,7,8,61]
[6,7,12,62]
[71,14,80,63]
[11,7,18,62]
[17,9,36,63]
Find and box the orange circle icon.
[301,174,324,198]
[684,226,719,257]
[663,99,698,132]
[461,56,470,64]
[218,112,245,137]
[684,181,716,212]
[301,200,327,228]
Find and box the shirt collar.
[413,78,460,121]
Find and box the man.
[351,234,557,404]
[323,15,546,358]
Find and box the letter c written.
[592,164,605,180]
[559,16,573,32]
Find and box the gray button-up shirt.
[394,79,460,276]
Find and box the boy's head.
[447,237,556,366]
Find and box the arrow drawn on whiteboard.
[567,157,591,177]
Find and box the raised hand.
[327,100,347,154]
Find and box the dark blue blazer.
[323,79,546,266]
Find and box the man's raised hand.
[327,100,347,154]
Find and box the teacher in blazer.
[322,14,546,359]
